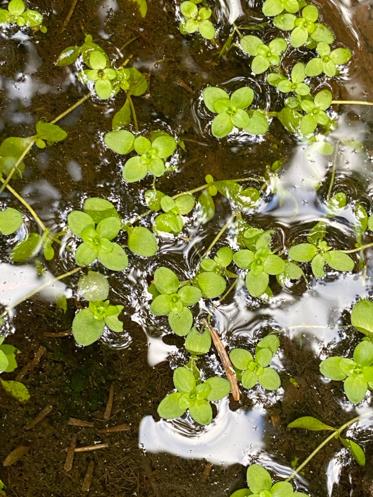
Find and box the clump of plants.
[0,0,46,32]
[179,0,216,40]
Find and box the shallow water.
[0,0,372,496]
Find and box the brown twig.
[82,461,95,492]
[16,345,46,381]
[64,434,77,472]
[43,331,71,338]
[3,446,30,467]
[68,418,94,428]
[96,423,130,434]
[103,384,114,421]
[25,405,53,430]
[202,319,240,402]
[74,444,109,453]
[202,463,213,481]
[60,0,79,32]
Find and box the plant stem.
[0,138,35,193]
[51,94,90,124]
[343,243,373,254]
[332,100,373,106]
[201,216,234,260]
[287,415,363,482]
[127,95,139,131]
[60,0,79,32]
[1,267,81,319]
[0,178,47,232]
[219,279,238,303]
[326,141,339,201]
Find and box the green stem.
[127,95,139,131]
[343,243,373,254]
[0,138,35,193]
[51,94,90,124]
[219,279,238,303]
[0,179,47,232]
[1,267,81,319]
[326,141,339,201]
[201,216,234,260]
[287,415,362,482]
[332,100,373,106]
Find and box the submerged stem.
[201,216,234,260]
[332,100,373,106]
[1,267,81,319]
[326,141,339,201]
[0,179,47,232]
[287,415,364,482]
[343,243,373,254]
[127,95,139,131]
[0,138,35,193]
[51,94,90,124]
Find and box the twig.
[64,434,77,472]
[60,0,80,32]
[74,444,109,453]
[3,446,30,467]
[68,418,94,428]
[25,405,53,430]
[44,331,71,338]
[82,461,95,492]
[202,319,240,401]
[202,463,213,481]
[103,384,114,421]
[16,345,46,381]
[97,423,130,434]
[332,100,373,106]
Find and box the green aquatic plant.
[0,0,46,32]
[184,327,212,355]
[239,35,287,75]
[149,267,202,336]
[231,463,309,497]
[288,222,354,277]
[203,86,269,138]
[288,415,367,466]
[305,43,352,77]
[158,366,230,425]
[230,335,281,391]
[267,63,310,96]
[132,0,147,17]
[68,197,158,269]
[196,246,235,299]
[351,300,373,339]
[146,191,195,234]
[320,340,373,404]
[104,130,178,182]
[262,0,302,17]
[0,207,23,236]
[179,1,216,40]
[72,271,124,346]
[56,35,147,102]
[273,4,334,48]
[0,337,18,373]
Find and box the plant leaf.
[288,416,335,431]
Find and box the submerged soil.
[0,0,372,496]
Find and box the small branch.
[332,100,373,106]
[97,423,130,434]
[16,345,46,381]
[82,461,95,492]
[103,383,114,420]
[202,319,240,401]
[201,217,233,260]
[68,418,94,428]
[74,443,109,453]
[25,405,53,430]
[64,434,77,472]
[60,0,80,32]
[3,446,30,467]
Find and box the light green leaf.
[311,254,326,278]
[175,194,195,215]
[230,348,253,370]
[98,242,128,271]
[189,399,213,425]
[168,307,193,336]
[68,211,95,238]
[203,87,230,113]
[96,217,121,240]
[257,335,280,354]
[289,243,317,262]
[245,110,269,135]
[173,367,196,393]
[211,113,233,138]
[291,26,308,47]
[185,328,211,355]
[123,156,148,182]
[320,356,346,381]
[112,99,131,129]
[150,294,172,316]
[354,341,373,366]
[351,300,373,338]
[83,197,118,223]
[205,377,230,401]
[1,379,30,402]
[344,374,367,404]
[78,271,109,301]
[252,55,270,75]
[72,308,104,346]
[288,416,335,431]
[104,130,134,155]
[199,20,215,40]
[271,482,295,497]
[8,0,25,16]
[256,348,273,367]
[247,464,272,493]
[331,47,352,65]
[36,121,67,144]
[231,87,254,109]
[245,270,269,298]
[262,0,283,16]
[233,249,254,269]
[198,190,215,223]
[154,267,180,294]
[178,285,201,306]
[240,35,263,56]
[341,438,366,466]
[258,367,281,390]
[132,0,147,17]
[75,242,97,266]
[263,254,285,275]
[152,135,177,159]
[128,227,158,257]
[241,370,258,389]
[12,233,42,263]
[196,272,226,298]
[324,251,354,272]
[0,207,23,235]
[158,392,186,419]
